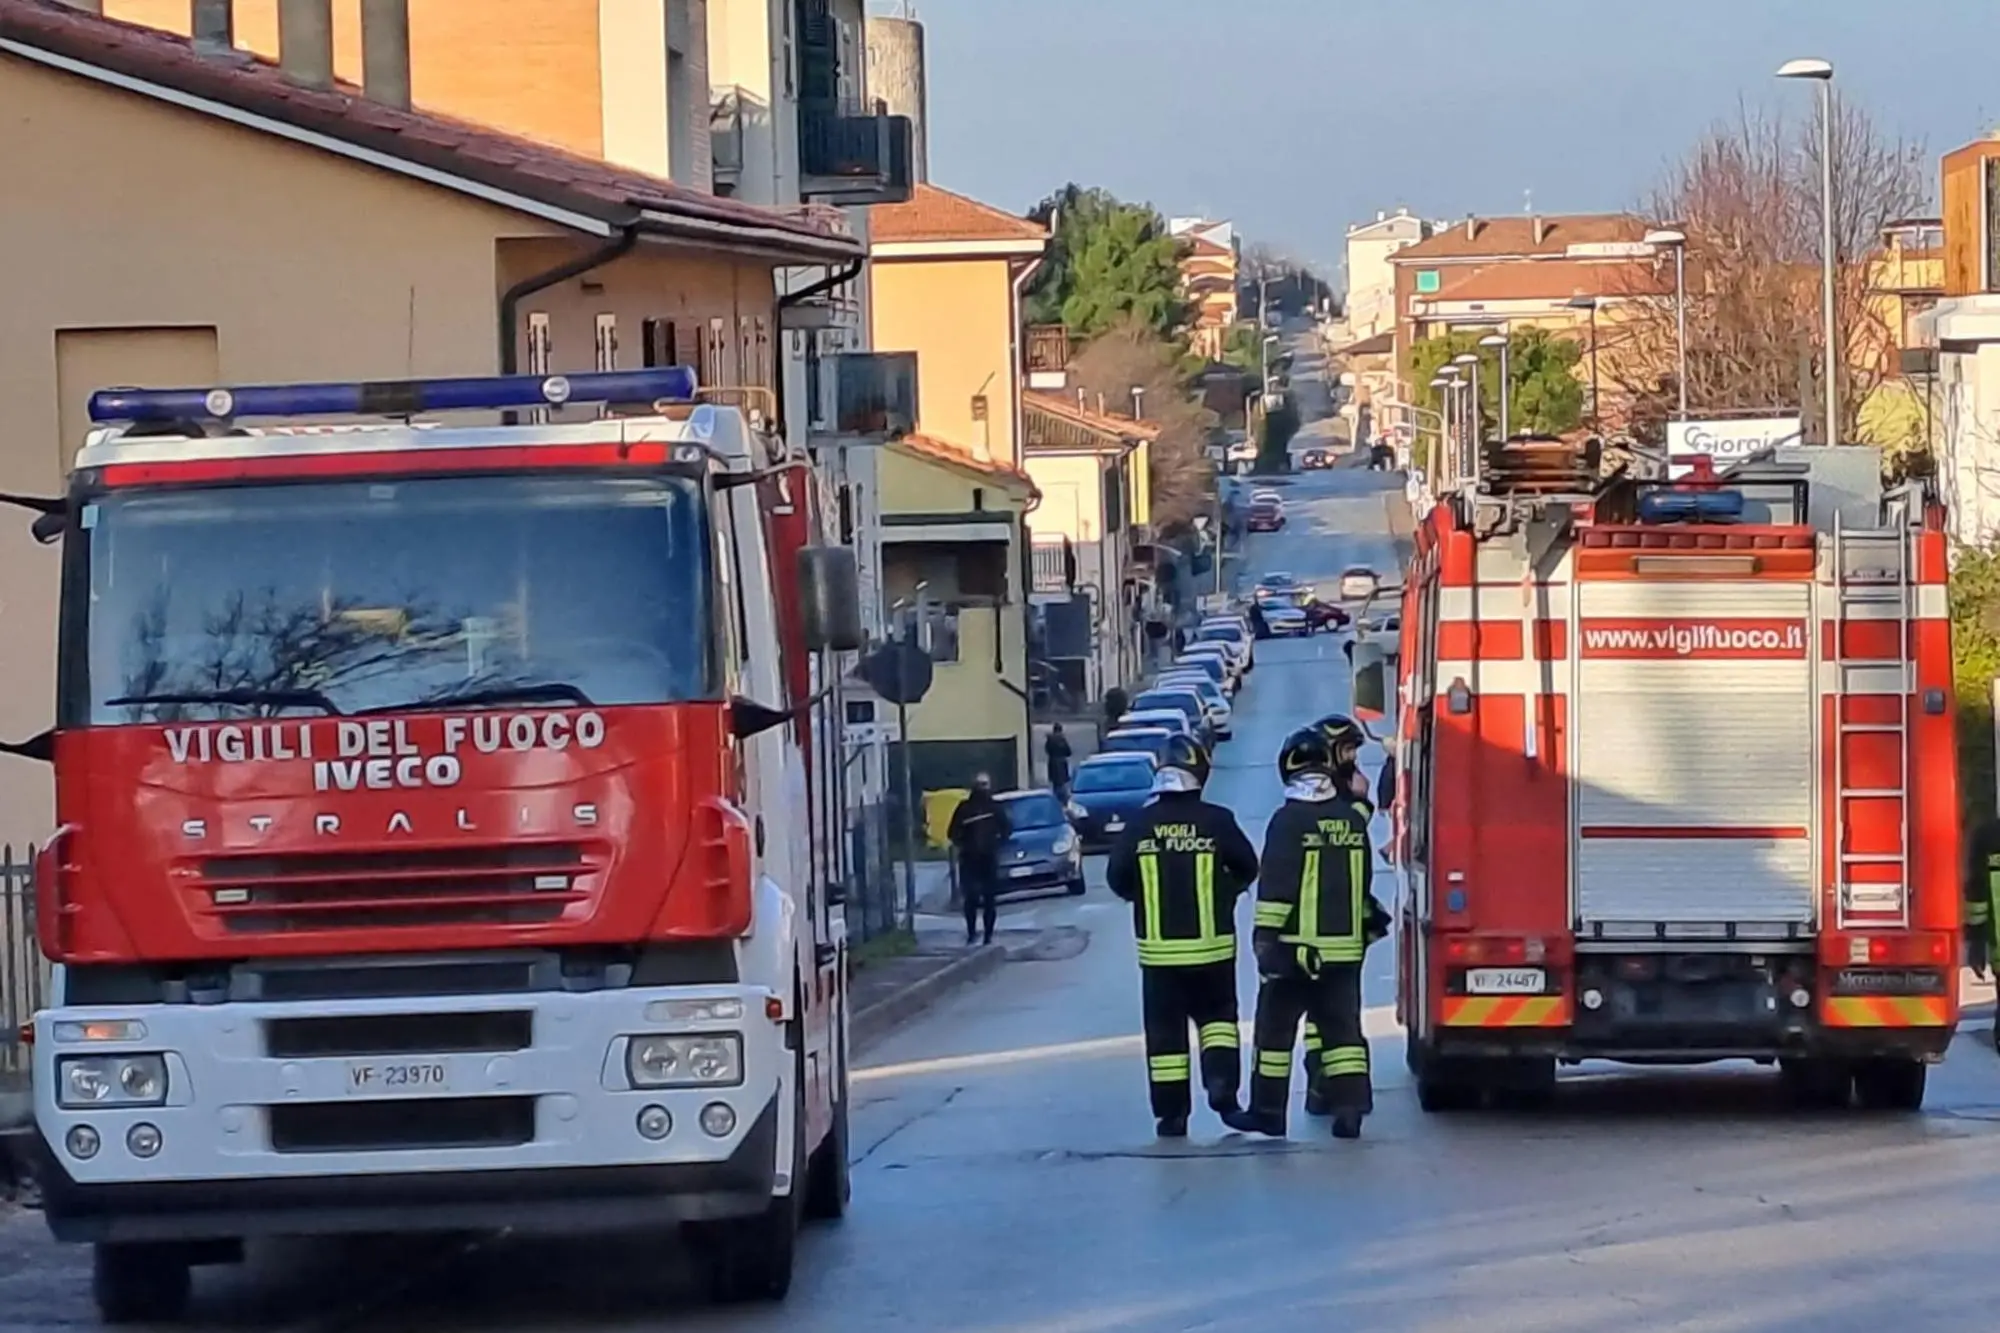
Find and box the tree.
[1067,317,1216,537]
[1607,100,1929,443]
[1025,185,1188,343]
[1408,327,1585,442]
[1219,323,1265,374]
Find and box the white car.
[1263,603,1309,637]
[1339,565,1381,601]
[1156,672,1235,739]
[1192,619,1254,672]
[1179,643,1242,690]
[1170,652,1237,696]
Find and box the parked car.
[1192,622,1253,674]
[1130,688,1212,746]
[1101,727,1177,764]
[1247,499,1284,533]
[1170,652,1234,696]
[1067,754,1158,849]
[1180,642,1243,690]
[1339,565,1381,601]
[991,789,1086,897]
[1156,672,1234,738]
[1121,709,1199,750]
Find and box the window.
[526,312,553,423]
[641,318,677,369]
[1415,270,1441,295]
[707,317,729,385]
[739,316,756,388]
[754,316,772,388]
[594,314,618,372]
[805,333,826,428]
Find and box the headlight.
[626,1034,744,1089]
[1052,830,1077,857]
[643,997,745,1024]
[58,1055,168,1109]
[1066,801,1088,819]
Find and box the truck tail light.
[1442,935,1547,965]
[1848,932,1952,967]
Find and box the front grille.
[264,1011,533,1058]
[195,843,600,934]
[268,1097,538,1153]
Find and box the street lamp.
[1778,57,1839,446]
[1453,352,1481,454]
[1567,295,1602,430]
[1428,374,1456,488]
[1644,229,1689,418]
[1437,365,1466,483]
[1479,331,1511,443]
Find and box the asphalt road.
[10,376,2000,1328]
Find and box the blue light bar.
[88,368,699,425]
[1639,488,1746,524]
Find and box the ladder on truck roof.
[1831,514,1912,929]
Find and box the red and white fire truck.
[1362,441,1960,1114]
[4,370,863,1319]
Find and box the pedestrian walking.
[1225,726,1388,1140]
[948,774,1011,947]
[1106,736,1259,1137]
[1044,724,1073,799]
[1966,813,2000,1050]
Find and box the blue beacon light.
[87,368,700,425]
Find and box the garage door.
[1573,580,1816,933]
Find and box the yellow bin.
[923,789,970,850]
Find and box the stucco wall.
[870,258,1019,466]
[1023,454,1101,542]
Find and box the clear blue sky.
[879,0,2000,282]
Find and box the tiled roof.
[1023,390,1163,444]
[1391,214,1650,262]
[1337,330,1396,357]
[1182,234,1234,259]
[0,0,860,261]
[892,433,1038,493]
[1426,256,1671,303]
[871,184,1048,244]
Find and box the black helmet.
[1278,726,1337,781]
[1159,734,1213,788]
[1313,714,1365,763]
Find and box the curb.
[850,945,1006,1055]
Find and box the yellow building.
[868,184,1049,793]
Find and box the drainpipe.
[773,259,866,446]
[497,230,639,375]
[1009,253,1047,464]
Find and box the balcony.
[799,101,914,205]
[1024,324,1071,391]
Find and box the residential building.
[1388,213,1669,429]
[0,0,863,857]
[1914,135,2000,545]
[1334,329,1397,451]
[1856,218,1945,457]
[867,183,1049,798]
[1171,218,1239,361]
[1020,351,1158,714]
[1344,208,1432,341]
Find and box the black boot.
[1331,1110,1363,1140]
[1204,1078,1239,1116]
[1303,1086,1331,1117]
[1221,1107,1286,1138]
[1155,1115,1189,1139]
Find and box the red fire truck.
[4,370,863,1320]
[1359,441,1960,1115]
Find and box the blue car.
[1066,753,1158,849]
[992,789,1087,897]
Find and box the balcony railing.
[799,101,914,205]
[1025,325,1071,375]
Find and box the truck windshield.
[77,473,714,724]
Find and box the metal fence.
[1,843,41,1077]
[845,804,903,943]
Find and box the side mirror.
[0,493,64,545]
[729,697,793,740]
[798,545,863,653]
[30,512,64,545]
[1351,641,1388,720]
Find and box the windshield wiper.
[360,682,598,714]
[104,687,345,716]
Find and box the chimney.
[1465,214,1477,241]
[1097,392,1107,417]
[277,0,333,90]
[1532,215,1547,245]
[190,0,233,54]
[1376,210,1386,222]
[361,0,412,110]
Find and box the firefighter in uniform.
[1966,813,2000,1050]
[1298,714,1373,1115]
[1226,726,1389,1140]
[1107,735,1261,1137]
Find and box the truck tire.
[93,1242,192,1324]
[1410,1046,1480,1113]
[696,1097,803,1303]
[1853,1058,1927,1112]
[1780,1058,1852,1110]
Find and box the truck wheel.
[696,1083,806,1302]
[1780,1058,1852,1110]
[1853,1058,1927,1112]
[93,1242,192,1324]
[804,1078,851,1221]
[1410,1046,1479,1113]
